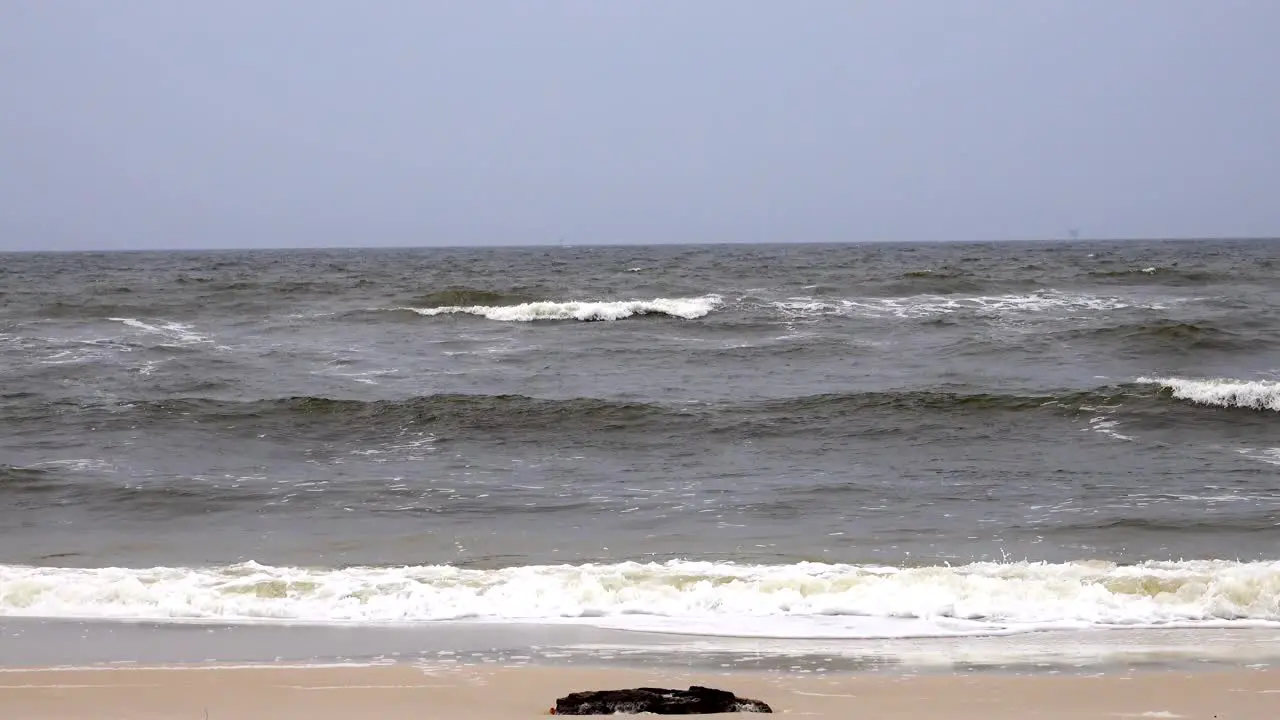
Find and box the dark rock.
[552,685,773,715]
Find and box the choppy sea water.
[1,240,1278,646]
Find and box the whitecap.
[404,295,722,322]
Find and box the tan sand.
[0,663,1275,719]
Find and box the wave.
[1086,267,1225,285]
[7,381,1268,439]
[1031,512,1280,534]
[0,462,283,518]
[408,287,540,309]
[398,295,722,322]
[22,285,332,320]
[745,388,1130,415]
[0,465,56,497]
[770,290,1166,320]
[53,395,675,439]
[1,559,1276,637]
[107,317,212,345]
[880,269,988,295]
[1137,377,1280,412]
[1056,321,1258,352]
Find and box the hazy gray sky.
[3,1,1278,250]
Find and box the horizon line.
[1,235,1276,254]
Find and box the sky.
[2,1,1279,251]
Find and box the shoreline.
[0,663,1275,719]
[3,618,1280,677]
[4,619,1278,718]
[0,655,1274,678]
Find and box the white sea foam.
[774,291,1164,320]
[27,336,136,366]
[350,431,436,462]
[1085,415,1135,442]
[315,367,400,386]
[21,459,116,473]
[1236,448,1280,467]
[405,295,721,322]
[1,559,1277,638]
[1137,376,1280,412]
[107,318,210,345]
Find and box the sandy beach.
[1,663,1275,720]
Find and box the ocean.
[1,239,1278,666]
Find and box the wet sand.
[1,663,1275,719]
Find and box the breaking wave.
[400,295,722,322]
[1,559,1276,638]
[1137,377,1280,412]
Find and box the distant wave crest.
[1086,267,1223,285]
[770,290,1164,320]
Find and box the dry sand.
[1,663,1276,719]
